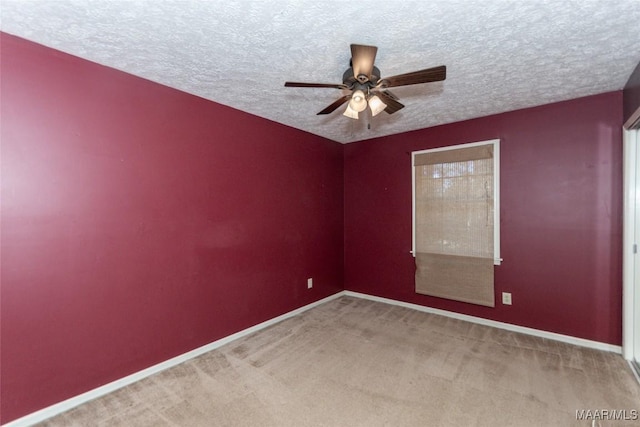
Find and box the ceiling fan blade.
[381,89,400,100]
[285,82,346,89]
[317,95,350,115]
[351,44,378,81]
[376,91,405,114]
[381,65,446,88]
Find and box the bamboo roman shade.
[413,143,496,307]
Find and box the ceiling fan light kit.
[349,89,368,113]
[285,44,446,121]
[368,95,387,117]
[343,104,359,119]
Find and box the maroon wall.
[0,33,344,423]
[344,92,623,345]
[624,60,640,125]
[0,31,627,424]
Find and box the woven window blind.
[414,143,495,307]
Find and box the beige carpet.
[38,296,640,427]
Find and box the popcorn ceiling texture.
[2,0,640,143]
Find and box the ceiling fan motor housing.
[343,66,381,89]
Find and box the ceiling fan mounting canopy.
[284,44,446,119]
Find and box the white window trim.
[411,138,501,265]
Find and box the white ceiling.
[2,0,640,144]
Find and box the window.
[412,139,500,307]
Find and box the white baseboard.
[344,291,623,354]
[629,361,640,385]
[5,289,622,426]
[2,292,344,427]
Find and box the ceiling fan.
[284,44,446,120]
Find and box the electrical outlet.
[502,292,512,305]
[307,278,313,289]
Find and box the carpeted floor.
[38,296,640,426]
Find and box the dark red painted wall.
[344,92,623,346]
[0,33,344,423]
[0,31,627,424]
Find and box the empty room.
[2,1,640,426]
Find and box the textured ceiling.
[2,0,640,144]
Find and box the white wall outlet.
[502,292,512,305]
[307,278,313,289]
